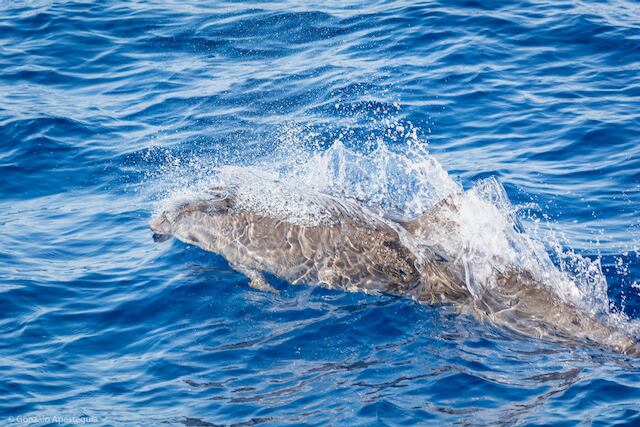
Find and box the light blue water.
[2,1,640,425]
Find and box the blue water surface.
[2,0,640,425]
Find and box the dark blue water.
[2,1,640,425]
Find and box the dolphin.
[151,184,639,355]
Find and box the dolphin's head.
[150,189,233,243]
[150,210,174,242]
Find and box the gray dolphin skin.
[151,185,639,355]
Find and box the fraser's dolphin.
[151,184,639,355]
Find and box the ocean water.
[2,0,640,425]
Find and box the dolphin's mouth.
[153,233,172,243]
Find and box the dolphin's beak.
[153,233,172,243]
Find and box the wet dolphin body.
[151,187,465,301]
[151,186,639,355]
